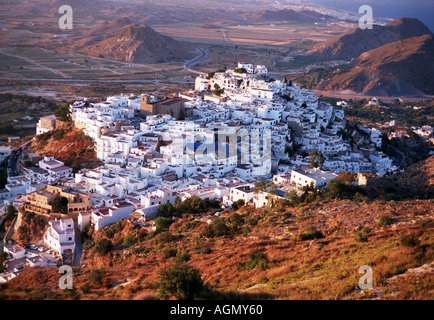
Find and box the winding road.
[183,47,209,74]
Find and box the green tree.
[5,205,17,221]
[51,196,68,214]
[234,67,247,74]
[158,201,174,217]
[155,216,173,231]
[156,262,204,300]
[309,149,324,168]
[54,102,71,122]
[231,199,245,210]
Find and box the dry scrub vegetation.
[1,197,433,300]
[28,123,103,171]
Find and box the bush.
[245,251,269,271]
[400,234,421,247]
[175,253,191,263]
[5,205,17,222]
[299,229,325,241]
[155,216,173,230]
[201,247,212,255]
[95,239,113,256]
[163,248,178,259]
[200,219,230,238]
[155,232,176,245]
[80,283,91,294]
[377,215,394,227]
[54,103,71,121]
[156,262,204,300]
[231,199,245,210]
[356,231,369,242]
[158,202,174,217]
[123,232,135,246]
[88,269,106,286]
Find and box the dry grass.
[1,199,433,300]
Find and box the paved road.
[183,47,209,74]
[394,148,406,167]
[8,141,31,178]
[72,224,82,267]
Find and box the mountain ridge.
[316,34,434,96]
[72,17,195,64]
[306,17,432,61]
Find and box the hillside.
[72,17,195,64]
[27,123,103,171]
[1,196,433,300]
[366,156,434,199]
[306,17,432,60]
[315,34,434,96]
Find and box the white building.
[44,218,76,255]
[36,115,56,135]
[89,201,135,231]
[290,167,337,189]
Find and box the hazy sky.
[313,0,434,31]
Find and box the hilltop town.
[0,62,425,286]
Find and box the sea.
[313,0,434,32]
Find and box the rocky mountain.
[316,34,434,96]
[306,17,432,60]
[72,17,195,64]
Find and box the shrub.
[155,232,176,245]
[299,229,325,241]
[158,202,174,217]
[377,215,394,226]
[95,239,113,256]
[163,248,178,259]
[80,283,91,294]
[227,213,243,226]
[88,269,106,286]
[361,227,372,234]
[245,251,269,271]
[123,232,135,246]
[356,231,369,242]
[155,216,173,230]
[200,219,230,238]
[175,253,191,263]
[201,247,212,255]
[156,262,204,300]
[231,199,245,210]
[400,234,421,247]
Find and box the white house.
[44,218,76,255]
[36,115,56,135]
[290,167,337,189]
[89,201,135,231]
[223,184,255,206]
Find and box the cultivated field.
[0,46,183,81]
